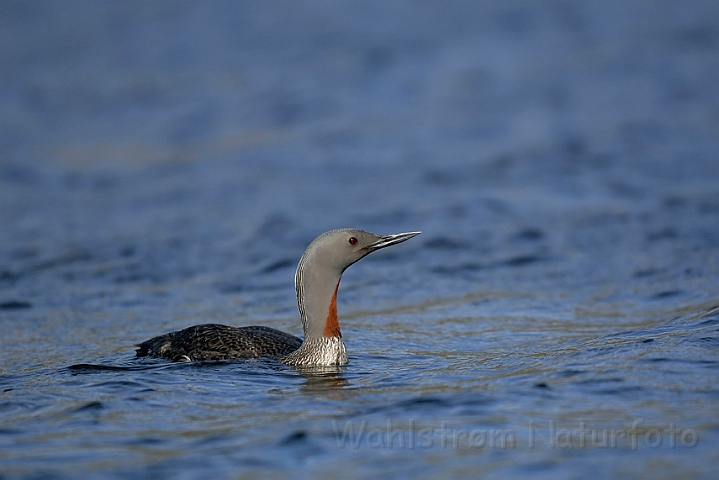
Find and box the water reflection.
[295,365,349,392]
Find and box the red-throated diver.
[136,229,420,366]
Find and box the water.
[1,1,719,478]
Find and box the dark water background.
[1,1,718,478]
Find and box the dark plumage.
[136,325,302,362]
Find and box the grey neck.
[295,244,344,339]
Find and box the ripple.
[0,300,32,310]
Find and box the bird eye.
[348,237,358,245]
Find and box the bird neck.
[295,252,344,340]
[282,336,348,366]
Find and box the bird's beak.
[366,231,421,252]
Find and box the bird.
[136,228,421,366]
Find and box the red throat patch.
[322,280,341,338]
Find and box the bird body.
[136,228,420,366]
[135,325,302,362]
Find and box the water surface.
[1,1,718,478]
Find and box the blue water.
[1,1,719,478]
